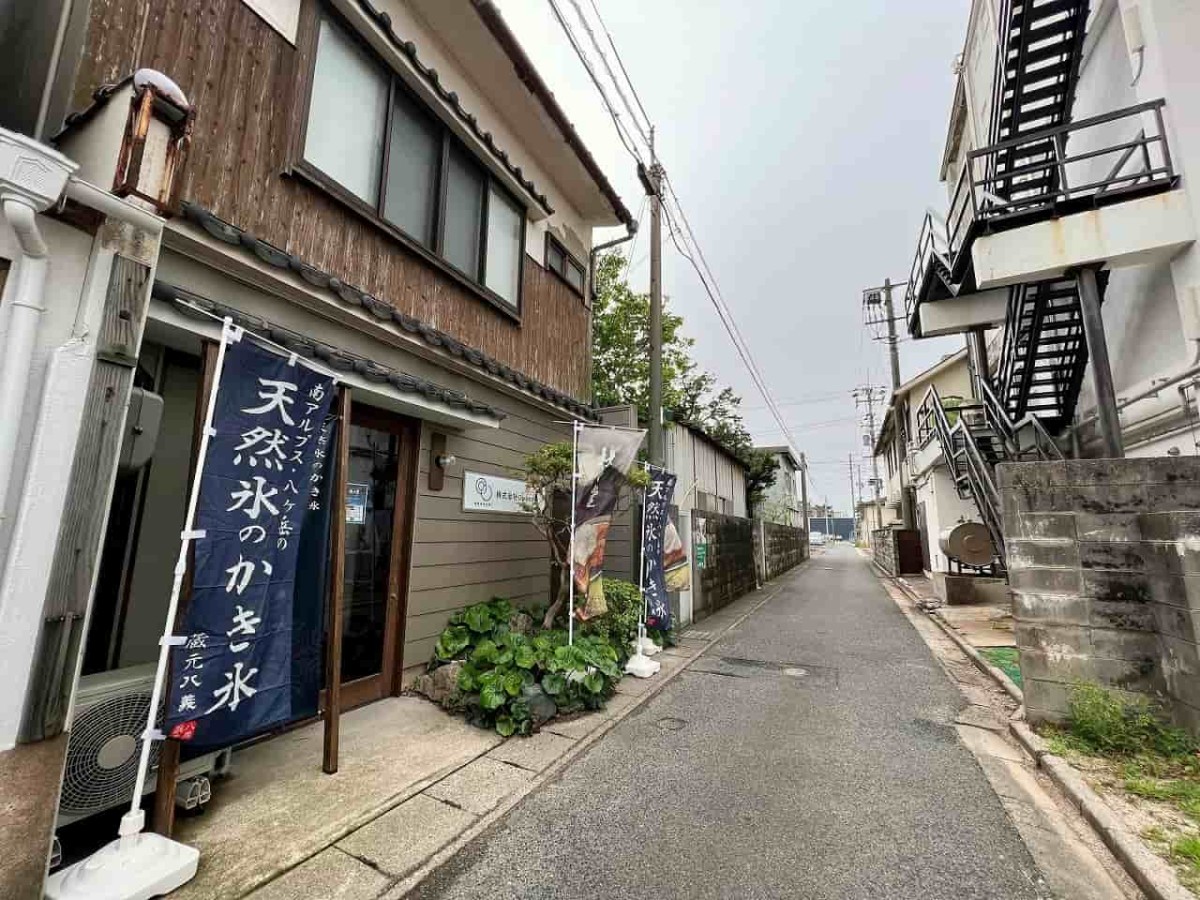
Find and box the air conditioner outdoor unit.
[57,665,228,827]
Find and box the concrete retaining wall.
[755,520,808,583]
[998,458,1200,731]
[693,512,757,618]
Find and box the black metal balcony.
[905,100,1177,337]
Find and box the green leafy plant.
[581,578,642,661]
[429,597,628,736]
[1062,682,1196,759]
[433,597,514,662]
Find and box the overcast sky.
[497,0,969,514]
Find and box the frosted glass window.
[442,146,484,277]
[383,90,440,247]
[564,258,584,293]
[484,187,522,306]
[305,18,387,204]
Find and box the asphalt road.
[411,545,1047,899]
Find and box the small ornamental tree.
[521,441,648,629]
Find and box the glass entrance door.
[337,405,415,708]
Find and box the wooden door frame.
[336,403,419,709]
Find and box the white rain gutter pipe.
[0,199,51,526]
[0,171,162,531]
[65,178,164,236]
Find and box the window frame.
[543,232,586,299]
[293,5,527,321]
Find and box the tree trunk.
[542,574,568,630]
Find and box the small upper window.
[302,14,525,313]
[545,233,586,298]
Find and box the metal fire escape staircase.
[921,381,1063,565]
[901,0,1179,567]
[987,0,1090,206]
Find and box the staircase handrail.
[923,384,1006,562]
[980,373,1065,462]
[905,211,951,325]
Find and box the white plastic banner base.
[624,650,660,678]
[637,635,661,656]
[45,831,199,900]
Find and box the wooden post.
[153,340,219,837]
[323,387,351,774]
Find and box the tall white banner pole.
[639,463,649,627]
[626,461,659,677]
[567,420,580,645]
[125,316,234,835]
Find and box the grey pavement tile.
[245,848,389,900]
[544,710,608,740]
[424,757,531,816]
[337,794,476,880]
[487,730,576,773]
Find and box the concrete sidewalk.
[200,570,800,900]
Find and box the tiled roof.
[162,285,507,420]
[179,202,598,420]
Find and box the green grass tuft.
[1064,682,1196,759]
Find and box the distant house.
[871,349,1001,584]
[753,445,806,528]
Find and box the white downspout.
[0,199,51,528]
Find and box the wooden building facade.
[0,0,630,890]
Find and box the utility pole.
[883,278,901,393]
[862,278,912,526]
[861,279,905,394]
[848,452,857,541]
[853,384,886,534]
[647,126,664,466]
[800,452,810,536]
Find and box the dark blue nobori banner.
[643,466,676,631]
[166,335,336,748]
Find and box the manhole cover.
[656,717,686,732]
[684,630,712,640]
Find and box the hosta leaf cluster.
[429,588,638,737]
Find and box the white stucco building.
[752,445,805,528]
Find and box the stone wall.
[693,512,757,617]
[755,521,808,582]
[999,458,1200,731]
[871,528,923,576]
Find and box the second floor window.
[303,15,525,312]
[545,234,585,296]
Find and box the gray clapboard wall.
[404,391,568,675]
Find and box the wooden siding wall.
[405,396,568,672]
[70,0,591,398]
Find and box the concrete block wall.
[998,458,1200,731]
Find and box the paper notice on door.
[345,483,368,524]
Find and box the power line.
[545,0,645,166]
[568,0,650,147]
[660,176,800,461]
[618,194,648,285]
[584,0,654,135]
[550,0,801,466]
